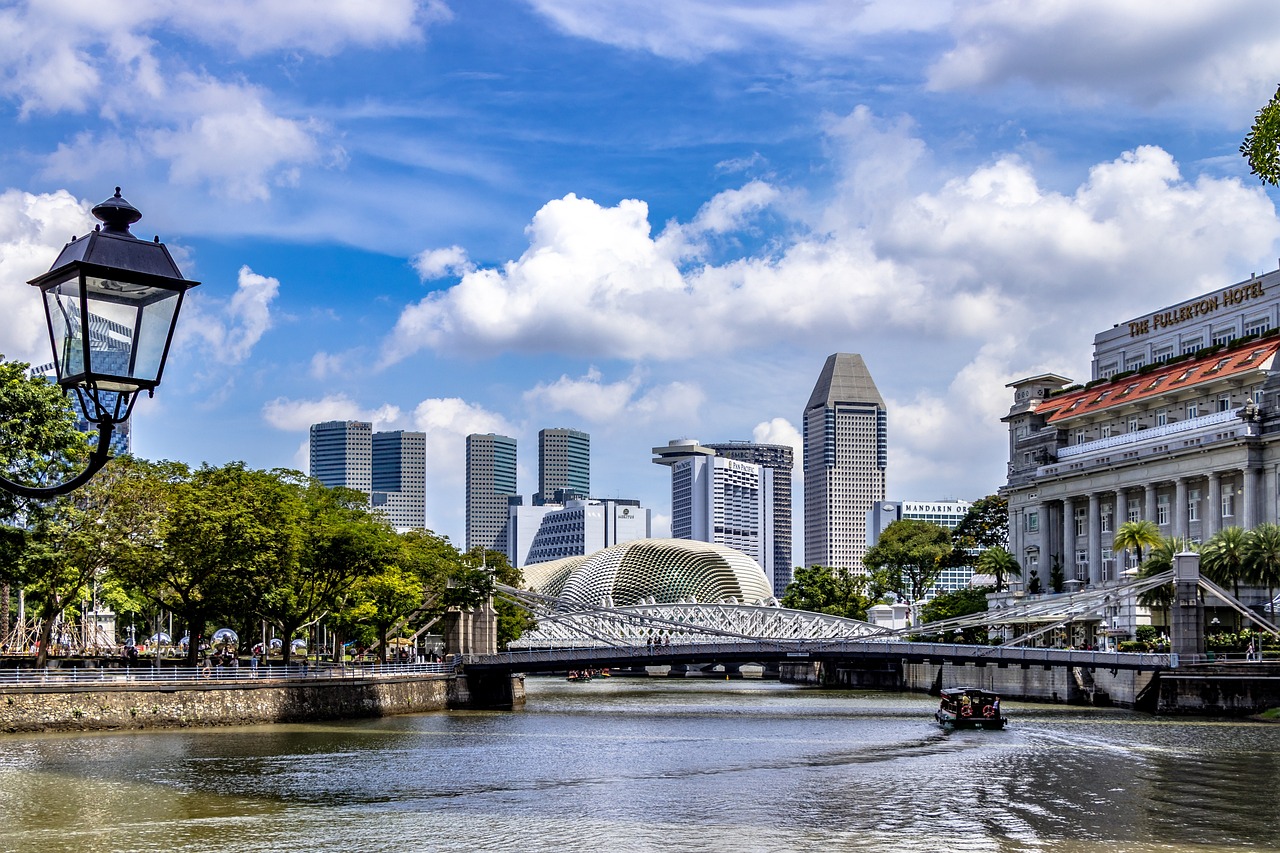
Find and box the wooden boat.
[936,687,1007,730]
[567,670,592,682]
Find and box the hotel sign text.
[1127,281,1266,338]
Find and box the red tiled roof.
[1041,339,1280,424]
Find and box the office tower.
[466,432,518,551]
[309,421,425,531]
[309,421,373,493]
[652,439,774,587]
[535,427,590,505]
[704,441,795,598]
[506,497,651,567]
[803,353,887,572]
[371,430,427,531]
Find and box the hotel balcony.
[1035,407,1258,478]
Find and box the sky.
[4,1,1280,554]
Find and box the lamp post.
[0,188,198,498]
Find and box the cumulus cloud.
[523,366,705,423]
[752,418,803,466]
[0,189,92,365]
[262,394,404,432]
[179,265,281,365]
[413,245,474,280]
[0,1,446,200]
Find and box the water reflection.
[1,679,1279,852]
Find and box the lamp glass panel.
[83,275,180,389]
[43,278,85,382]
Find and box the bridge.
[460,574,1191,675]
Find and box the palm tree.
[1245,523,1280,625]
[1136,536,1192,633]
[976,546,1021,592]
[1202,526,1249,629]
[1113,520,1162,569]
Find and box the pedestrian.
[250,651,259,675]
[1247,640,1256,662]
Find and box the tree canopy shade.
[1243,84,1280,186]
[864,519,953,602]
[780,565,872,620]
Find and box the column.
[1174,477,1189,542]
[1040,500,1054,577]
[1114,487,1126,574]
[1087,493,1102,586]
[1145,483,1157,524]
[1063,497,1076,579]
[1207,472,1222,539]
[1243,467,1259,529]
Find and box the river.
[1,677,1278,852]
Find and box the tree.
[919,587,991,643]
[950,495,1009,554]
[864,519,953,603]
[1201,526,1249,598]
[348,563,424,662]
[975,545,1021,593]
[1245,523,1280,624]
[1242,84,1280,185]
[1113,520,1162,568]
[1137,536,1192,632]
[780,565,872,620]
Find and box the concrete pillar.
[1207,472,1222,538]
[1040,500,1053,569]
[1145,483,1158,524]
[1088,493,1102,586]
[1243,467,1259,529]
[1174,477,1189,542]
[1063,497,1077,580]
[1171,551,1204,662]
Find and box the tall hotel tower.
[703,441,794,597]
[309,421,426,531]
[803,353,887,572]
[535,427,590,505]
[466,433,518,551]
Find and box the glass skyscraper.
[534,427,589,506]
[466,432,518,551]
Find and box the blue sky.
[4,1,1280,551]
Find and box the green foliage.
[1135,625,1159,643]
[975,545,1021,592]
[945,495,1008,569]
[1026,569,1043,595]
[864,519,953,602]
[918,586,990,644]
[780,565,872,620]
[1242,84,1280,186]
[1113,520,1162,565]
[0,357,89,520]
[1049,557,1065,593]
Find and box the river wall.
[0,674,526,734]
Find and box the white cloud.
[262,394,404,432]
[752,418,803,467]
[179,265,280,365]
[413,245,474,280]
[411,397,516,534]
[523,367,705,424]
[526,0,952,60]
[929,0,1280,111]
[0,189,92,365]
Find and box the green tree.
[348,563,424,662]
[1137,536,1192,632]
[1113,520,1162,568]
[947,494,1009,567]
[1242,84,1280,185]
[975,545,1021,593]
[1201,526,1249,599]
[864,519,953,603]
[919,586,991,643]
[780,565,872,620]
[1245,523,1280,624]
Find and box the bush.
[1135,625,1159,642]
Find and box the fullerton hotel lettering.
[1128,281,1266,337]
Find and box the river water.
[2,677,1279,852]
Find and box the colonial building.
[1002,268,1280,594]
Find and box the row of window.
[1026,489,1237,535]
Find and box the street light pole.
[0,188,198,499]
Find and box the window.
[1099,361,1119,378]
[1075,549,1088,565]
[1255,388,1265,405]
[1026,553,1039,576]
[1218,395,1231,412]
[1075,429,1087,444]
[1025,511,1039,533]
[1188,489,1201,522]
[1222,486,1235,518]
[1246,317,1272,337]
[1128,417,1139,432]
[1186,402,1198,419]
[1101,505,1113,534]
[1101,424,1113,439]
[1157,494,1170,526]
[1154,346,1174,363]
[1126,356,1146,370]
[1075,507,1087,537]
[1181,338,1204,355]
[1156,409,1168,427]
[1127,498,1140,523]
[1212,329,1234,347]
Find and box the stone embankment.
[0,672,525,734]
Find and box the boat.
[936,687,1007,730]
[567,670,592,682]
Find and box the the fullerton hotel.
[1003,267,1280,591]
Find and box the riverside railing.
[0,660,458,687]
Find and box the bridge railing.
[0,660,458,688]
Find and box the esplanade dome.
[521,538,775,607]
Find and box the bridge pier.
[1171,551,1204,662]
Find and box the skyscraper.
[535,427,590,505]
[803,353,887,572]
[653,439,774,588]
[309,421,426,531]
[704,441,795,597]
[466,432,518,551]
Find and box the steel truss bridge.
[460,571,1275,674]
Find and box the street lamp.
[0,187,198,498]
